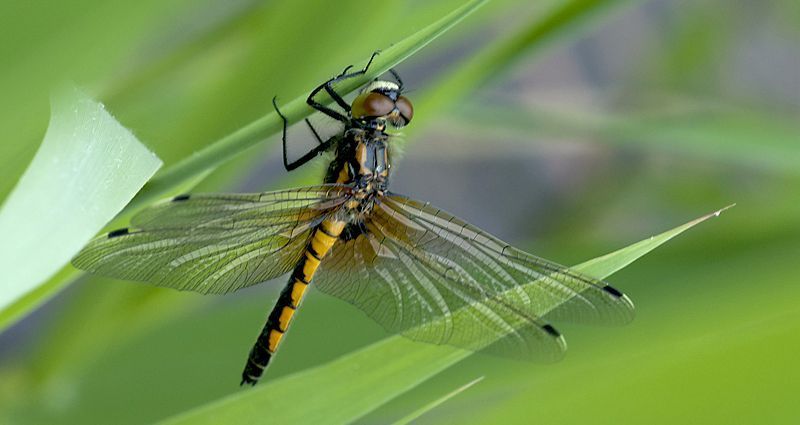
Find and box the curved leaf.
[0,86,161,327]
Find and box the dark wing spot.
[107,228,130,238]
[602,285,624,297]
[541,324,561,338]
[172,194,191,202]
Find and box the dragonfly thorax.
[326,128,391,195]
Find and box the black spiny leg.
[304,118,324,145]
[389,68,404,91]
[306,50,381,120]
[274,97,339,171]
[277,50,381,172]
[337,64,354,77]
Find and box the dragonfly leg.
[283,135,338,171]
[304,118,324,145]
[389,68,404,91]
[306,50,381,119]
[337,64,354,77]
[275,96,338,171]
[281,50,382,171]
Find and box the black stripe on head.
[541,324,561,338]
[602,285,624,297]
[107,228,130,238]
[172,194,190,202]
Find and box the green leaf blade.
[392,376,484,425]
[159,338,470,425]
[575,204,736,278]
[0,86,162,324]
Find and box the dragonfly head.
[351,81,413,129]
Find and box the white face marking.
[361,80,399,94]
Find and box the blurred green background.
[1,0,798,423]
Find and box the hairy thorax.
[325,128,391,221]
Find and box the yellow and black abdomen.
[242,130,390,385]
[241,219,345,385]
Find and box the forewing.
[313,193,633,360]
[72,185,351,294]
[381,195,635,326]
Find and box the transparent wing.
[316,225,567,361]
[383,195,635,324]
[314,193,634,360]
[73,185,351,294]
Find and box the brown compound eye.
[351,92,395,119]
[395,96,414,124]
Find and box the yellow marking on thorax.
[336,166,350,184]
[380,144,390,178]
[355,142,368,173]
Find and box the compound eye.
[395,96,414,124]
[351,92,395,118]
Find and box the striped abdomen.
[241,219,345,386]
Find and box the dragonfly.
[72,52,634,386]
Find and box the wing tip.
[601,285,636,323]
[603,285,636,310]
[544,324,568,362]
